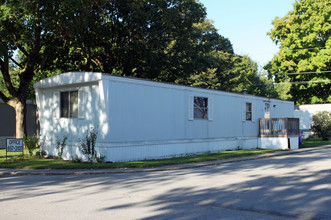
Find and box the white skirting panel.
[258,137,298,150]
[104,140,235,162]
[42,136,298,162]
[93,137,260,162]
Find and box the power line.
[275,80,331,85]
[275,70,331,76]
[285,47,327,51]
[288,70,331,75]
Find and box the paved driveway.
[1,148,331,219]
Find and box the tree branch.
[35,57,48,74]
[9,57,24,69]
[16,44,29,57]
[35,42,56,73]
[18,25,43,96]
[0,57,18,97]
[0,90,10,104]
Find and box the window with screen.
[60,91,78,118]
[194,97,208,120]
[246,102,252,121]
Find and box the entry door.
[264,102,270,118]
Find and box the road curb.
[1,145,330,176]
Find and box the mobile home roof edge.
[33,71,293,104]
[100,73,293,104]
[33,72,103,89]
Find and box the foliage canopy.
[0,0,87,137]
[267,0,331,104]
[0,0,279,138]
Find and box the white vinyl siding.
[208,97,213,121]
[78,89,85,119]
[53,92,59,119]
[251,103,255,122]
[188,96,194,121]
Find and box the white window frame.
[60,90,79,118]
[53,91,60,119]
[246,102,252,121]
[54,88,85,119]
[78,88,85,119]
[264,102,270,118]
[194,96,208,120]
[188,96,213,121]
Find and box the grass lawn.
[300,140,331,148]
[0,148,282,170]
[0,140,329,170]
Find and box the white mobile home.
[294,104,331,138]
[34,72,298,162]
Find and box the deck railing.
[259,118,299,137]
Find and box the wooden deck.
[259,118,299,137]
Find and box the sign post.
[6,138,24,161]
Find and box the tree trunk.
[12,99,27,139]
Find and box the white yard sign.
[6,138,24,161]
[6,139,23,152]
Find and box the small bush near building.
[35,150,47,158]
[311,111,331,140]
[96,154,106,163]
[56,136,68,159]
[23,135,40,156]
[72,154,82,163]
[79,126,98,163]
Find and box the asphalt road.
[1,148,331,220]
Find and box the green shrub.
[96,154,106,163]
[72,154,82,163]
[56,136,68,159]
[311,111,331,141]
[23,135,40,156]
[35,150,47,158]
[79,126,98,163]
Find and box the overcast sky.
[199,0,296,67]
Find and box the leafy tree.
[267,0,331,104]
[0,0,97,138]
[0,0,279,140]
[58,0,207,83]
[224,55,259,93]
[0,0,210,138]
[264,62,293,100]
[0,66,19,98]
[247,71,279,99]
[188,50,277,98]
[186,18,277,97]
[185,19,233,85]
